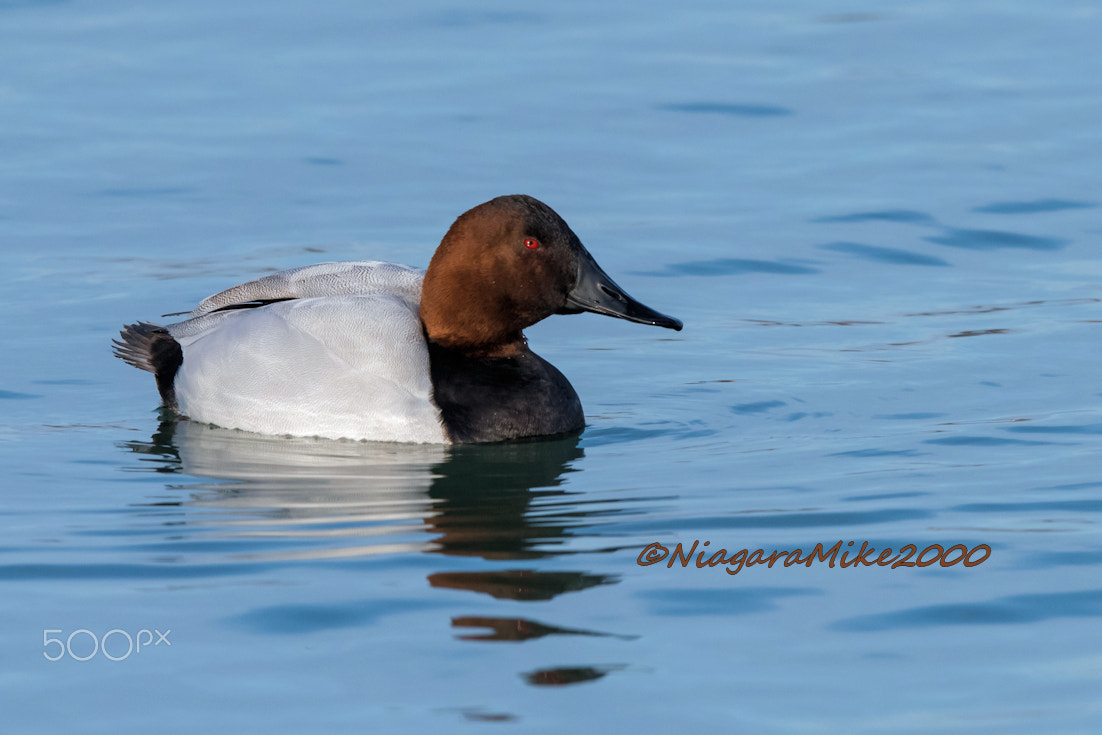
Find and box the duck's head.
[420,195,682,355]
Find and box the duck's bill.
[561,252,683,331]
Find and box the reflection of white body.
[175,420,445,489]
[167,262,447,444]
[171,421,446,561]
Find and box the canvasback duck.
[114,195,682,443]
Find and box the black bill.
[561,249,683,331]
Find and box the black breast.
[427,342,584,443]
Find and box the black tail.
[113,322,183,410]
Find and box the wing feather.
[186,261,424,317]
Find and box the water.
[2,1,1101,732]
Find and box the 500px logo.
[43,629,171,662]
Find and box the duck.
[113,194,682,443]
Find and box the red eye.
[524,238,540,250]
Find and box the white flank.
[165,262,447,443]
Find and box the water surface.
[2,1,1100,732]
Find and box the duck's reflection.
[425,439,584,559]
[119,419,631,663]
[122,419,589,560]
[429,569,613,601]
[451,616,635,643]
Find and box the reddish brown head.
[420,195,681,355]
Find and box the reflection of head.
[426,437,585,559]
[428,569,615,601]
[424,438,614,603]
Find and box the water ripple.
[829,448,923,458]
[952,500,1102,514]
[0,0,68,9]
[973,199,1096,215]
[732,400,786,415]
[925,228,1068,251]
[0,390,42,400]
[812,210,938,225]
[1005,423,1102,435]
[425,9,543,27]
[0,562,257,580]
[631,508,935,532]
[820,241,950,267]
[1029,549,1102,568]
[924,436,1063,447]
[832,589,1102,631]
[639,586,817,616]
[94,186,196,198]
[228,598,447,635]
[659,102,794,117]
[634,258,820,277]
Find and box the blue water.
[3,1,1101,732]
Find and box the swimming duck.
[114,195,682,443]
